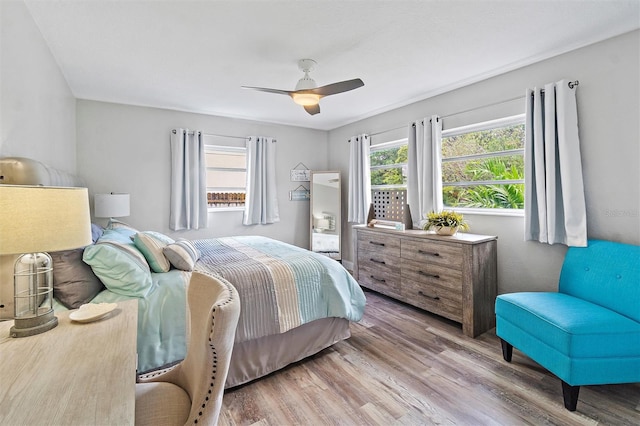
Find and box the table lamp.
[0,185,92,337]
[94,193,130,222]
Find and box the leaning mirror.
[310,171,341,261]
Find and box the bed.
[0,157,366,388]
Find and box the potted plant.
[422,210,469,236]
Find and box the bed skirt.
[225,317,350,388]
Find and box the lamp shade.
[94,193,130,218]
[0,185,92,255]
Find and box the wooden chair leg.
[561,381,580,411]
[500,338,513,362]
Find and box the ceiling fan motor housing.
[295,59,318,90]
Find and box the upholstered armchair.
[135,271,240,425]
[495,240,640,411]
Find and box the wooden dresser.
[353,226,497,337]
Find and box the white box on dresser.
[353,225,497,337]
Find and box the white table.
[0,299,138,425]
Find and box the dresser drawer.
[358,249,401,276]
[401,238,463,268]
[357,231,401,258]
[401,280,463,322]
[358,263,401,297]
[401,258,462,293]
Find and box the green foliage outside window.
[371,144,408,187]
[369,122,525,209]
[443,158,524,208]
[442,123,525,209]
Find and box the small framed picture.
[289,186,310,201]
[290,169,311,182]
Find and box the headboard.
[0,157,86,319]
[0,157,85,187]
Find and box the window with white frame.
[205,144,246,210]
[441,114,525,210]
[370,138,408,190]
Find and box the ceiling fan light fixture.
[292,93,320,106]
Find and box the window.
[370,138,408,190]
[441,115,525,210]
[205,145,246,210]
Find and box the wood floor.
[219,290,640,425]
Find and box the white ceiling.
[24,0,640,131]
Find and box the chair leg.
[561,381,580,411]
[500,338,513,362]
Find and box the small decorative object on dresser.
[422,210,469,236]
[353,225,497,337]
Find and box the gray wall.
[0,0,76,171]
[329,30,640,294]
[76,100,328,248]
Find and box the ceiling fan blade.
[304,104,320,115]
[241,86,292,96]
[308,78,364,97]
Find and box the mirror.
[310,171,341,260]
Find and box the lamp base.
[10,309,58,338]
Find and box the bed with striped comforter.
[194,236,366,343]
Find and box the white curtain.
[243,136,279,225]
[407,115,443,226]
[169,128,208,230]
[347,134,371,223]
[525,80,587,246]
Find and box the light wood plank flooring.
[219,290,640,425]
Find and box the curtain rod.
[172,129,246,140]
[355,80,580,135]
[439,80,579,121]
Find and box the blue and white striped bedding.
[56,236,366,373]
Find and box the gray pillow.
[51,248,105,309]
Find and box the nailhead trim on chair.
[192,275,236,425]
[137,364,177,380]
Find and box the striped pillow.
[133,231,175,273]
[163,240,200,271]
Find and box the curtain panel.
[169,128,208,231]
[407,115,443,227]
[243,136,279,225]
[524,80,587,246]
[347,134,371,224]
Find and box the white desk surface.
[0,299,138,425]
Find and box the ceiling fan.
[242,59,364,116]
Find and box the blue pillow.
[106,219,139,239]
[91,223,104,243]
[83,229,153,297]
[133,231,175,273]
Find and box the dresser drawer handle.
[370,241,385,247]
[418,250,440,257]
[370,275,386,283]
[370,258,386,265]
[418,270,440,279]
[418,290,440,301]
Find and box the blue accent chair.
[495,240,640,411]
